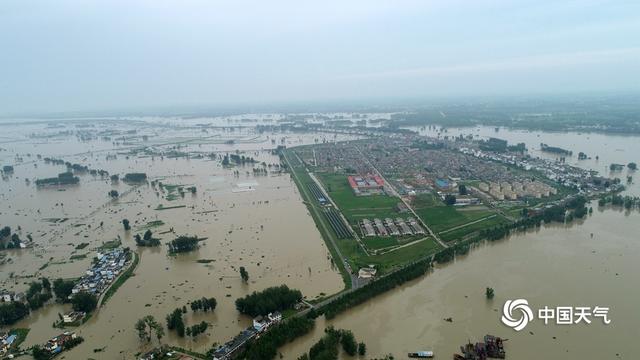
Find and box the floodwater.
[1,119,638,359]
[280,125,640,359]
[0,118,357,357]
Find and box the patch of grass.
[70,254,87,261]
[9,328,30,349]
[135,220,165,231]
[353,237,441,272]
[196,259,215,264]
[361,236,399,250]
[75,242,90,250]
[416,205,495,233]
[155,204,186,210]
[98,239,121,250]
[439,215,511,242]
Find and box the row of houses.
[0,290,25,303]
[360,217,425,237]
[212,312,282,360]
[71,248,129,298]
[478,180,557,200]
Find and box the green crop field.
[352,237,441,271]
[317,172,401,224]
[416,206,493,232]
[439,214,511,242]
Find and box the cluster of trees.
[134,230,161,247]
[35,172,80,186]
[71,291,98,313]
[123,173,147,183]
[135,315,164,343]
[26,278,53,310]
[486,287,495,299]
[599,194,640,210]
[297,327,365,360]
[0,226,22,249]
[239,266,249,282]
[122,219,131,231]
[190,297,217,312]
[252,167,268,175]
[230,154,257,165]
[0,301,30,326]
[186,321,208,337]
[478,197,590,243]
[318,258,431,320]
[53,278,76,301]
[108,190,119,198]
[167,297,217,338]
[444,194,456,206]
[238,316,315,360]
[168,235,200,253]
[235,285,302,317]
[166,308,186,337]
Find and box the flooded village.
[1,114,639,360]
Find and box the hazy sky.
[1,0,639,114]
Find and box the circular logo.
[501,299,534,331]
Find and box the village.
[71,248,131,299]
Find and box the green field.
[438,214,511,242]
[353,237,441,270]
[416,205,494,233]
[317,172,401,224]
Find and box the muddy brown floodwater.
[0,119,359,358]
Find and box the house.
[252,315,267,332]
[267,312,282,323]
[62,311,86,324]
[1,333,17,355]
[358,266,377,279]
[0,291,14,302]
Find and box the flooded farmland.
[0,117,359,357]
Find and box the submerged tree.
[485,287,495,299]
[135,315,164,343]
[240,266,249,282]
[122,219,131,231]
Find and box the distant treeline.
[35,172,80,186]
[123,173,147,182]
[598,194,640,210]
[389,96,640,134]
